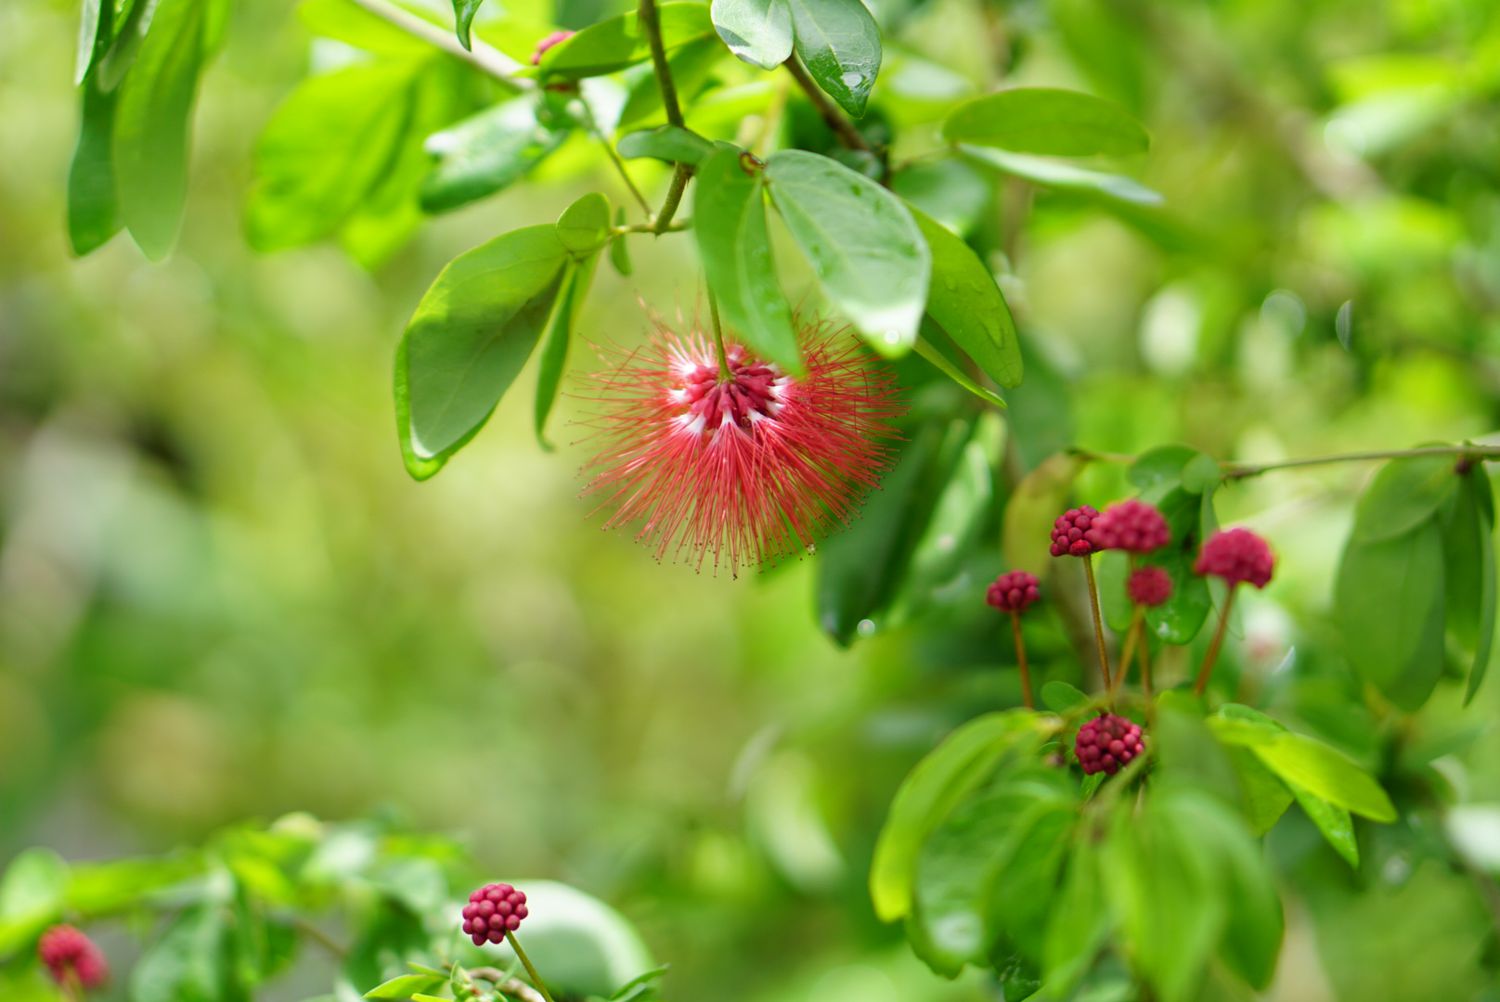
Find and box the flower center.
[674,354,787,433]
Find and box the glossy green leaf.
[1352,454,1461,543]
[0,850,68,954]
[617,125,717,166]
[420,97,569,214]
[365,972,446,999]
[1440,468,1496,704]
[557,192,612,255]
[765,149,930,355]
[247,61,419,250]
[1289,783,1359,868]
[67,76,121,256]
[711,0,793,69]
[1336,520,1447,710]
[912,335,1005,408]
[537,4,714,80]
[535,254,599,448]
[1141,487,1213,645]
[962,145,1163,207]
[943,88,1149,157]
[453,0,485,49]
[907,205,1021,389]
[1210,717,1397,822]
[869,710,1044,922]
[1001,452,1083,575]
[786,0,881,118]
[693,147,801,373]
[398,225,569,463]
[113,0,207,259]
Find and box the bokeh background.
[3,0,1500,999]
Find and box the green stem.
[781,55,875,156]
[345,0,526,85]
[578,98,653,217]
[1193,586,1237,697]
[505,931,558,1002]
[1011,610,1034,709]
[1070,444,1500,479]
[708,289,731,380]
[1082,556,1112,693]
[653,164,693,233]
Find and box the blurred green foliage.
[3,0,1500,998]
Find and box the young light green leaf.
[247,61,419,250]
[1209,718,1397,822]
[693,147,801,373]
[711,0,793,69]
[421,97,569,214]
[765,149,930,355]
[869,710,1044,922]
[537,3,714,80]
[557,192,612,255]
[1289,784,1359,869]
[1222,746,1294,835]
[67,78,122,256]
[534,254,599,448]
[617,125,717,166]
[786,0,881,118]
[366,972,447,999]
[300,0,432,54]
[399,225,569,462]
[1336,521,1447,711]
[1040,680,1090,713]
[75,0,104,84]
[907,204,1021,388]
[453,0,485,50]
[609,207,633,276]
[1002,452,1084,574]
[0,850,68,954]
[943,87,1149,157]
[113,0,207,259]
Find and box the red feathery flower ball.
[1127,565,1173,606]
[581,320,900,572]
[1088,499,1171,553]
[1050,505,1100,557]
[987,570,1040,613]
[1195,527,1275,589]
[38,925,108,989]
[463,883,529,945]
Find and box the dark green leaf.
[912,334,1006,408]
[453,0,485,50]
[247,62,419,250]
[693,147,801,372]
[765,149,930,355]
[1352,454,1462,543]
[113,0,207,259]
[617,125,717,166]
[1140,487,1213,644]
[1289,784,1359,868]
[557,192,611,255]
[786,0,881,118]
[420,97,569,214]
[711,0,793,69]
[609,208,633,276]
[869,710,1045,922]
[943,88,1149,157]
[1336,520,1447,710]
[907,205,1021,388]
[535,254,599,447]
[537,4,714,80]
[1441,468,1497,704]
[398,225,569,465]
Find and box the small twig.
[469,967,547,1002]
[614,219,689,235]
[1082,556,1113,694]
[577,97,653,217]
[1010,610,1034,709]
[636,0,696,232]
[653,164,693,233]
[1194,587,1237,697]
[781,56,875,156]
[290,915,348,958]
[1222,444,1500,480]
[345,0,527,86]
[708,289,731,380]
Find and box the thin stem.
[345,0,527,86]
[1222,444,1500,480]
[1010,611,1034,709]
[1081,556,1112,692]
[653,164,693,233]
[781,56,876,156]
[1194,587,1238,697]
[469,966,546,1002]
[638,0,683,127]
[505,931,558,1002]
[578,98,653,217]
[290,916,347,958]
[1114,605,1144,699]
[1139,623,1154,700]
[708,289,731,380]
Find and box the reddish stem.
[1011,610,1034,709]
[1082,556,1112,692]
[1194,586,1238,696]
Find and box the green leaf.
[618,36,724,129]
[693,148,801,373]
[982,795,1076,961]
[869,710,1044,922]
[1441,468,1497,704]
[617,125,717,166]
[943,88,1149,157]
[453,0,485,49]
[1040,680,1090,712]
[66,855,205,916]
[786,0,881,118]
[113,0,207,259]
[1289,784,1359,869]
[557,192,612,255]
[1336,520,1447,710]
[68,76,122,256]
[765,149,930,355]
[1352,454,1462,543]
[1209,718,1397,822]
[1001,452,1084,575]
[398,225,569,464]
[1141,487,1213,645]
[537,3,714,80]
[0,850,68,955]
[365,972,446,999]
[1180,452,1222,494]
[907,204,1021,388]
[1128,445,1200,490]
[247,61,419,250]
[711,0,793,69]
[534,254,599,448]
[961,145,1163,207]
[1222,746,1293,836]
[912,335,1006,408]
[1042,837,1109,993]
[609,208,633,276]
[420,97,569,214]
[76,0,105,83]
[130,905,248,1002]
[300,0,431,54]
